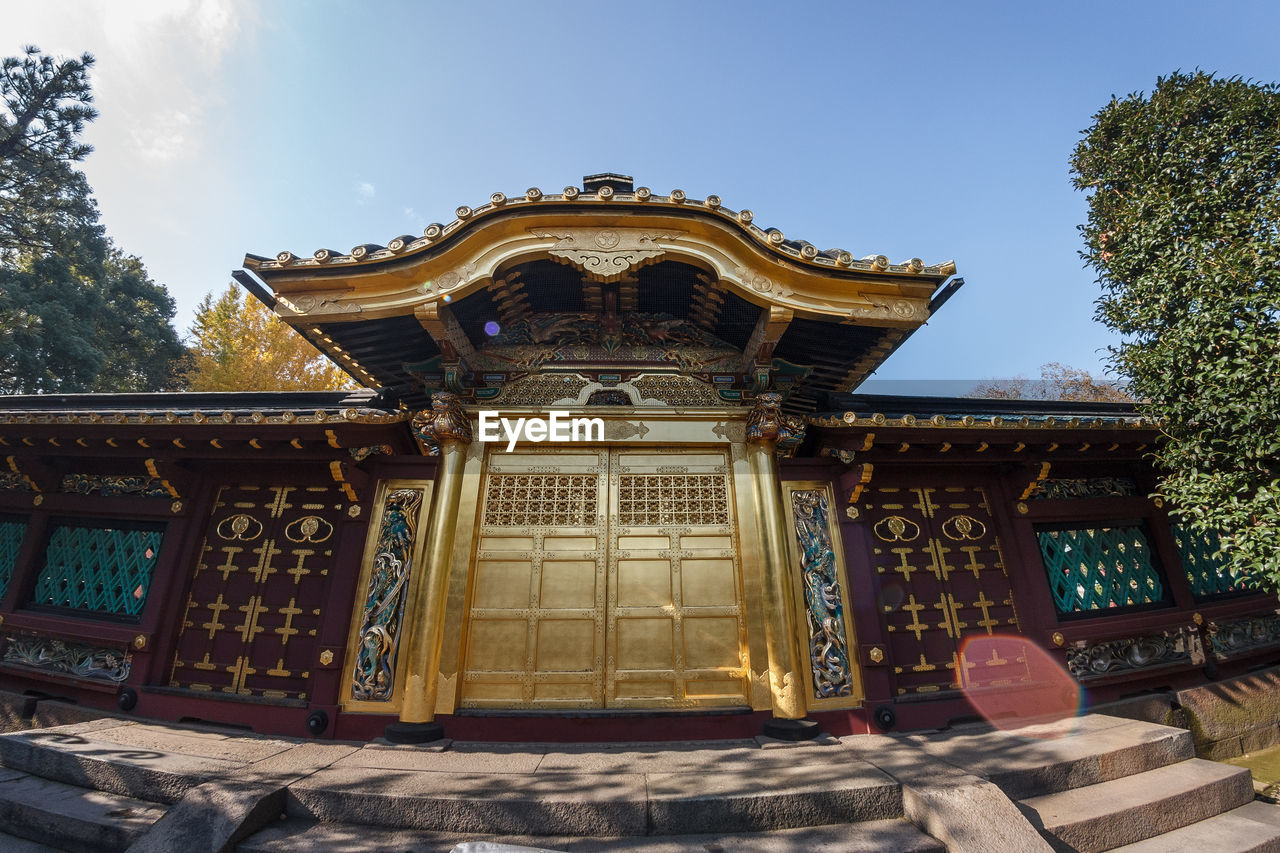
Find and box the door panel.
[460,449,608,708]
[606,451,748,708]
[460,447,749,710]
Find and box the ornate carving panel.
[785,485,857,702]
[862,484,1024,697]
[1031,477,1136,500]
[530,228,680,283]
[460,448,748,710]
[1066,627,1202,680]
[1206,615,1280,661]
[351,487,427,702]
[169,484,345,701]
[3,635,131,682]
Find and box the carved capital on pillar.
[746,392,806,453]
[411,392,473,445]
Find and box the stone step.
[0,766,167,853]
[1109,801,1280,853]
[1018,757,1256,853]
[285,758,903,836]
[0,829,65,852]
[239,816,946,852]
[0,721,254,804]
[908,714,1195,799]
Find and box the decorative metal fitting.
[706,194,721,209]
[133,634,147,650]
[845,506,860,520]
[1051,632,1065,647]
[319,649,335,666]
[455,205,473,219]
[563,186,580,199]
[1193,612,1204,626]
[598,186,614,199]
[490,192,507,206]
[635,187,651,200]
[868,646,884,663]
[1016,501,1029,515]
[670,189,686,203]
[525,187,542,201]
[738,209,753,223]
[424,223,443,239]
[347,504,362,518]
[171,500,183,514]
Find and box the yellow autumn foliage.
[182,285,357,391]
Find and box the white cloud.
[356,182,377,203]
[5,0,250,164]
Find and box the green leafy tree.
[0,245,185,393]
[0,46,184,393]
[971,362,1135,402]
[1071,71,1280,584]
[182,285,358,391]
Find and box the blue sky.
[10,1,1280,385]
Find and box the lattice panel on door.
[617,474,730,526]
[31,523,163,619]
[169,485,344,701]
[1171,524,1250,599]
[482,474,598,527]
[1036,524,1167,614]
[0,517,27,601]
[864,485,1026,697]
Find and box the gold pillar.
[388,393,472,742]
[399,439,468,723]
[748,439,807,720]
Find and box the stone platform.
[0,711,1277,852]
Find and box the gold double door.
[460,447,749,710]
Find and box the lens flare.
[877,580,906,612]
[958,633,1084,737]
[484,321,500,336]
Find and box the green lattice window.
[30,521,164,620]
[1036,523,1169,617]
[1172,524,1252,598]
[0,517,27,602]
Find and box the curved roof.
[239,175,961,412]
[246,176,955,284]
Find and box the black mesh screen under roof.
[506,260,587,313]
[712,290,764,351]
[635,261,700,315]
[449,286,501,345]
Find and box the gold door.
[460,447,749,710]
[608,451,747,707]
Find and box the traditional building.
[0,175,1273,742]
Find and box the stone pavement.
[0,710,1278,851]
